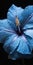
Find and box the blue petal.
[24,30,33,38]
[8,20,17,31]
[9,37,22,60]
[23,24,33,30]
[23,16,33,30]
[7,4,24,30]
[21,6,33,28]
[3,34,18,53]
[9,37,20,54]
[0,19,11,43]
[24,30,33,50]
[7,4,23,22]
[0,19,15,43]
[17,35,31,54]
[0,19,11,29]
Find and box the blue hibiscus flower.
[0,4,33,60]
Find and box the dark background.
[0,0,33,65]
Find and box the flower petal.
[7,4,23,22]
[24,30,33,50]
[3,34,18,54]
[7,4,23,30]
[0,19,11,43]
[8,37,22,60]
[17,35,31,54]
[23,16,33,30]
[21,6,33,28]
[24,30,33,38]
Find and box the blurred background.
[0,0,33,65]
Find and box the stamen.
[15,16,21,34]
[15,16,20,26]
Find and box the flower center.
[15,16,23,36]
